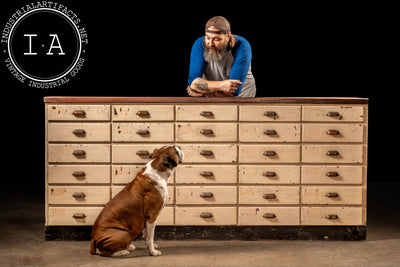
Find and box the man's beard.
[204,43,228,63]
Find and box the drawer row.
[47,206,363,226]
[47,144,365,164]
[47,105,365,122]
[48,185,364,205]
[48,165,364,185]
[48,123,365,143]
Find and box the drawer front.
[176,123,237,142]
[112,105,174,121]
[48,105,110,121]
[239,123,300,142]
[239,186,300,204]
[239,106,301,121]
[175,207,236,225]
[112,186,174,205]
[301,186,363,205]
[239,207,299,225]
[176,165,237,184]
[48,144,110,163]
[112,123,174,142]
[48,186,110,205]
[48,123,110,142]
[302,106,364,122]
[112,144,172,163]
[157,207,174,225]
[176,186,237,205]
[239,165,300,184]
[239,145,300,163]
[302,145,363,164]
[179,144,237,163]
[176,105,237,121]
[48,165,110,184]
[302,124,364,143]
[48,207,103,225]
[302,166,363,184]
[301,207,363,225]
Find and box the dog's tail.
[90,239,98,255]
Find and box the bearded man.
[187,16,256,97]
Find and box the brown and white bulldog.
[90,145,183,257]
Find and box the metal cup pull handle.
[200,192,214,198]
[200,150,213,156]
[263,171,276,177]
[200,171,213,177]
[326,214,339,220]
[72,171,86,179]
[136,129,150,136]
[72,110,86,117]
[73,213,87,219]
[326,171,339,177]
[136,110,150,116]
[326,130,340,135]
[200,129,214,135]
[264,129,277,135]
[136,150,150,157]
[72,192,86,199]
[264,111,277,117]
[72,150,86,157]
[326,150,340,156]
[263,151,276,157]
[200,212,213,218]
[263,213,276,219]
[327,111,340,117]
[263,193,276,199]
[200,111,214,117]
[73,129,86,136]
[326,192,339,198]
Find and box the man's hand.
[219,80,242,96]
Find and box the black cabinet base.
[45,225,366,241]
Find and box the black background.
[0,1,395,185]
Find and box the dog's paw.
[127,244,136,251]
[111,250,130,257]
[153,243,159,249]
[149,249,162,256]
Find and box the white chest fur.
[142,160,173,206]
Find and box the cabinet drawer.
[112,144,172,163]
[48,123,110,142]
[301,207,363,225]
[239,145,300,163]
[157,207,174,225]
[176,123,237,142]
[112,186,174,204]
[302,145,363,164]
[176,186,237,205]
[302,106,364,122]
[48,105,110,121]
[302,166,363,184]
[239,186,300,205]
[48,207,103,225]
[239,106,301,121]
[48,165,110,184]
[175,207,236,225]
[48,186,110,205]
[176,165,237,184]
[179,144,237,163]
[302,124,364,143]
[239,123,300,142]
[112,105,174,121]
[176,105,237,121]
[48,144,110,163]
[301,186,363,205]
[239,165,300,184]
[239,207,299,225]
[112,123,174,142]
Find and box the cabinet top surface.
[44,96,368,104]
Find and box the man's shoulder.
[233,35,250,48]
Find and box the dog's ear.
[149,148,158,159]
[164,155,177,168]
